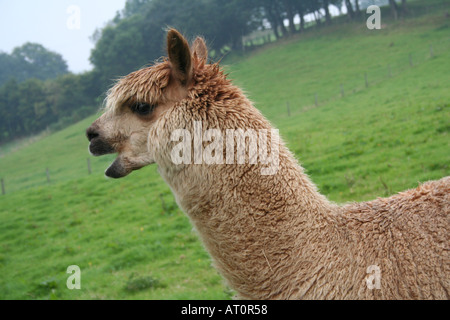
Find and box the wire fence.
[1,36,449,196]
[276,38,449,119]
[0,158,96,196]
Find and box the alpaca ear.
[192,36,208,62]
[167,28,192,85]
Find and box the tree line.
[0,44,100,142]
[0,0,408,144]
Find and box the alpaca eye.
[131,103,154,116]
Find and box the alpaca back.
[338,176,449,299]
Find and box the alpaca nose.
[86,126,99,142]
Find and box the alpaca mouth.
[105,157,132,179]
[87,137,131,179]
[88,138,115,156]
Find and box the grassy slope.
[0,3,449,299]
[228,9,450,202]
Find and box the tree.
[345,0,355,20]
[262,0,283,39]
[12,43,69,81]
[89,13,151,92]
[389,0,408,20]
[388,0,399,20]
[0,52,22,86]
[354,0,361,18]
[322,0,332,25]
[293,0,308,32]
[282,0,297,34]
[0,79,22,139]
[399,0,408,17]
[90,0,261,79]
[121,0,153,18]
[0,43,68,87]
[50,73,94,119]
[17,79,49,133]
[344,0,355,20]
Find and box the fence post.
[1,178,5,195]
[46,168,51,183]
[87,158,92,175]
[159,193,167,214]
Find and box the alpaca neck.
[158,144,338,299]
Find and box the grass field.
[0,1,449,299]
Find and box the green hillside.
[0,3,449,299]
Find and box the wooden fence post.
[159,193,167,214]
[87,158,92,175]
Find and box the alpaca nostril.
[86,127,99,142]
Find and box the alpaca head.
[86,29,211,178]
[87,28,278,179]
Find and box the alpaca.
[86,29,450,300]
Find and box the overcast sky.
[0,0,127,73]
